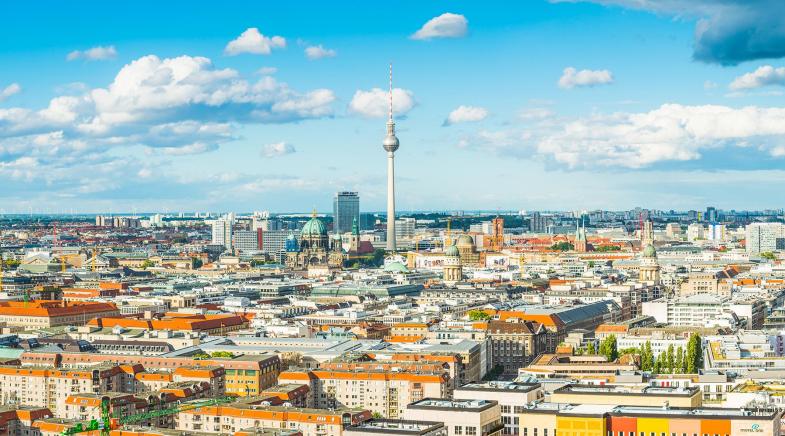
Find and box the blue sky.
[2,0,785,213]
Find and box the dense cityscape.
[6,1,785,436]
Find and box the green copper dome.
[642,244,657,258]
[384,261,409,273]
[445,244,460,257]
[301,217,327,236]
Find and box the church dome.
[445,244,460,257]
[301,217,327,236]
[642,244,657,258]
[456,234,474,246]
[384,261,409,273]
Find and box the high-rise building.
[707,223,727,242]
[383,64,399,252]
[530,212,548,233]
[211,217,233,251]
[333,191,359,234]
[746,222,785,254]
[259,229,290,262]
[706,206,718,223]
[395,217,416,240]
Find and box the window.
[467,428,477,436]
[455,426,463,435]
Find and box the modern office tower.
[383,64,399,251]
[333,191,359,234]
[530,212,548,233]
[395,217,415,240]
[746,222,785,254]
[706,206,718,223]
[211,217,233,251]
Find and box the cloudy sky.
[2,0,785,213]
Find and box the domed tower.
[300,214,328,250]
[639,243,661,284]
[443,244,463,283]
[383,64,400,252]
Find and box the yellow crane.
[445,217,452,248]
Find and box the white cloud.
[411,13,468,40]
[0,83,21,102]
[704,80,718,90]
[256,67,278,75]
[348,88,415,118]
[558,67,614,89]
[66,46,117,61]
[444,105,488,126]
[224,28,286,56]
[305,45,336,60]
[519,107,555,120]
[730,65,785,90]
[262,142,296,157]
[458,104,785,169]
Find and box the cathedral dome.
[456,234,474,246]
[445,244,460,257]
[642,244,657,258]
[301,217,327,237]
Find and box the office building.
[745,222,785,254]
[232,230,260,253]
[334,191,360,234]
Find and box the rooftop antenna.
[388,63,393,122]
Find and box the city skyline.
[4,1,785,212]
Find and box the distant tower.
[349,217,360,253]
[641,219,654,247]
[575,221,588,253]
[490,216,504,251]
[383,64,400,252]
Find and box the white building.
[745,222,785,255]
[210,217,233,251]
[687,223,705,242]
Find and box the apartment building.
[0,365,124,411]
[486,320,547,375]
[549,384,702,408]
[19,352,280,397]
[344,419,447,436]
[404,398,504,436]
[454,382,543,436]
[176,402,371,435]
[278,369,449,419]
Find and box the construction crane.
[61,396,234,436]
[445,217,452,248]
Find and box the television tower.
[383,64,400,252]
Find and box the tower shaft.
[386,151,396,251]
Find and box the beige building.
[176,403,370,435]
[404,398,503,436]
[679,271,733,297]
[278,369,449,419]
[454,382,544,436]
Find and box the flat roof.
[407,398,497,412]
[458,381,541,393]
[345,419,444,435]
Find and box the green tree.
[140,259,155,269]
[674,346,684,374]
[639,341,654,372]
[686,334,703,373]
[586,342,596,355]
[761,251,776,260]
[666,344,675,373]
[468,310,491,321]
[599,335,618,362]
[654,352,667,374]
[192,258,203,269]
[210,351,235,358]
[550,242,574,251]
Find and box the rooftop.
[407,398,497,411]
